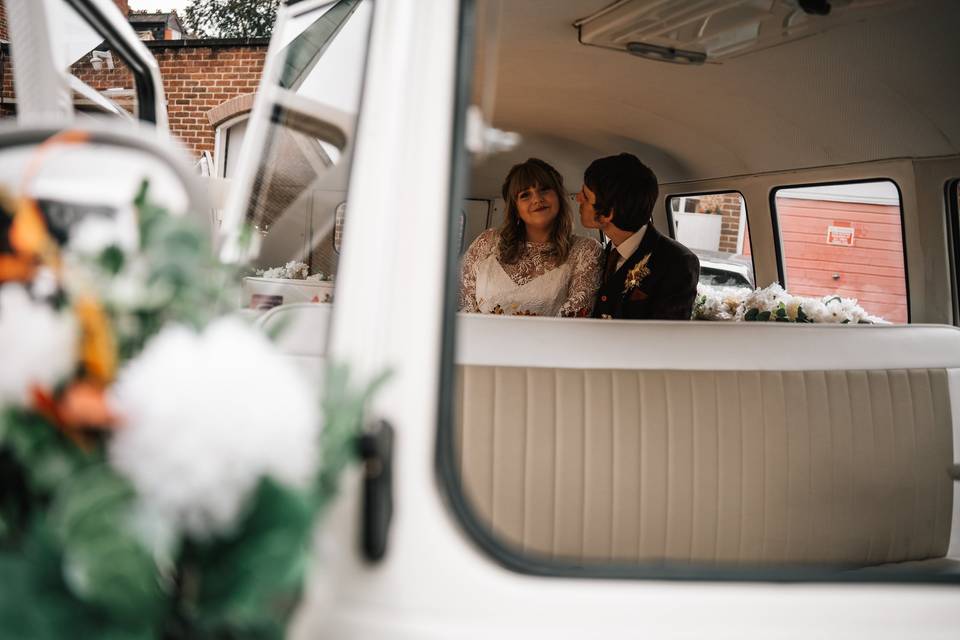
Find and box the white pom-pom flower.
[108,317,320,538]
[0,284,77,407]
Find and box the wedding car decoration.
[693,282,888,323]
[244,261,335,309]
[0,181,381,639]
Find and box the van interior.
[246,0,960,581]
[445,0,960,579]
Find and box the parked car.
[693,248,754,288]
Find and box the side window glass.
[51,0,140,121]
[668,192,753,288]
[773,180,907,323]
[233,0,372,310]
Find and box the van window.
[234,0,372,311]
[442,0,955,587]
[772,180,908,323]
[668,192,753,288]
[52,0,142,121]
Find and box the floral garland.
[255,260,333,282]
[693,283,888,324]
[0,180,382,638]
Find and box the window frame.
[663,189,756,288]
[945,179,960,325]
[435,8,949,584]
[769,178,911,323]
[63,0,163,124]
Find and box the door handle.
[357,419,394,562]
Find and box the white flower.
[0,284,77,407]
[108,317,320,538]
[67,210,138,257]
[257,260,309,280]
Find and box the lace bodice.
[459,229,602,317]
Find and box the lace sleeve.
[558,236,602,317]
[459,229,496,312]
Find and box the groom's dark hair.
[584,153,658,232]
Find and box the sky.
[128,0,192,13]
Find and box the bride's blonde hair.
[497,158,573,265]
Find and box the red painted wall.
[776,196,908,323]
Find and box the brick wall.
[151,42,266,155]
[1,44,13,119]
[0,2,266,157]
[70,40,267,157]
[695,192,745,253]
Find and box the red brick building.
[0,1,268,161]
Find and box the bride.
[459,158,602,317]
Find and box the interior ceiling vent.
[574,0,915,64]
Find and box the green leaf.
[99,245,125,275]
[49,465,167,625]
[185,479,312,637]
[0,525,156,640]
[744,307,759,321]
[757,310,772,321]
[0,408,90,495]
[797,305,809,323]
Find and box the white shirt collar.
[610,224,647,269]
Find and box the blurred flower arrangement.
[0,174,382,638]
[693,283,888,324]
[255,260,333,282]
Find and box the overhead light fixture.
[575,0,910,63]
[626,42,706,65]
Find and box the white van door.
[227,1,960,638]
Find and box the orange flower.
[59,381,117,430]
[0,253,35,282]
[75,297,117,384]
[9,198,50,256]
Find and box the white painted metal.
[288,5,960,640]
[4,0,168,131]
[5,0,73,124]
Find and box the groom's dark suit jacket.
[592,225,700,320]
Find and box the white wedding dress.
[459,229,602,317]
[475,254,571,316]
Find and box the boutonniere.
[623,252,652,293]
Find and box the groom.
[576,153,699,320]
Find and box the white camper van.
[4,0,960,637]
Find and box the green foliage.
[0,525,154,640]
[101,181,239,360]
[0,414,163,638]
[0,178,389,637]
[183,0,280,39]
[49,466,166,624]
[316,363,391,510]
[175,480,313,639]
[0,408,90,497]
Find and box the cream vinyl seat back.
[454,315,960,568]
[254,303,331,387]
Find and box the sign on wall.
[826,225,855,246]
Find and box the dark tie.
[603,243,619,283]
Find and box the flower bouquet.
[693,283,888,324]
[0,181,381,639]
